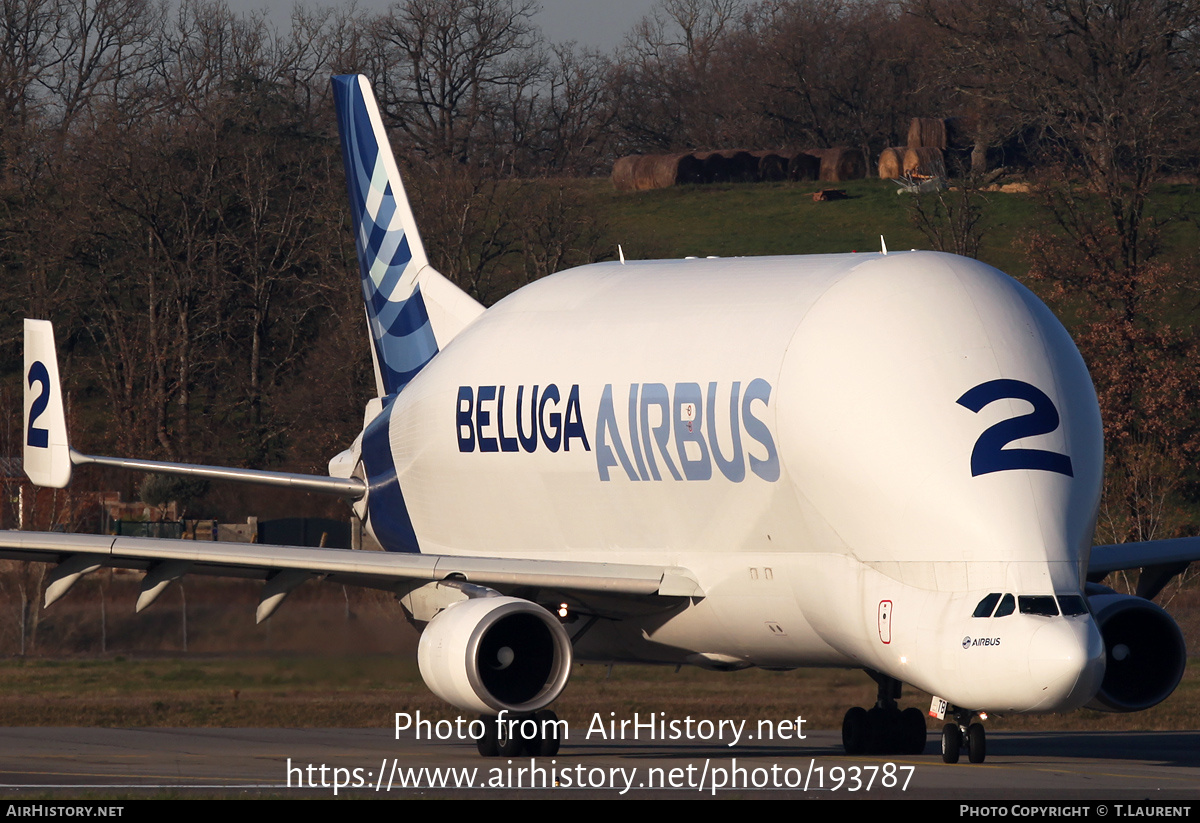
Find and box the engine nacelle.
[417,596,573,715]
[1084,592,1186,712]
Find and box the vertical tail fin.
[332,74,483,396]
[23,319,72,488]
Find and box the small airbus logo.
[962,636,1001,649]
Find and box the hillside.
[573,178,1200,294]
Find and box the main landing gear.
[476,709,562,757]
[841,672,927,756]
[940,709,986,764]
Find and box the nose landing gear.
[940,709,986,763]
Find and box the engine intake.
[1084,592,1186,713]
[417,596,573,715]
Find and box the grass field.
[575,177,1200,290]
[0,573,1196,733]
[0,652,1197,734]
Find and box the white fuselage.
[368,250,1108,713]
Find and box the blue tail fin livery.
[331,74,483,396]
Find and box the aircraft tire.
[496,715,524,757]
[842,707,868,755]
[526,709,561,757]
[476,714,499,757]
[941,723,961,764]
[865,706,888,753]
[902,707,927,754]
[968,723,986,763]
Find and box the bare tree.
[910,0,1200,240]
[403,158,524,303]
[486,42,619,175]
[731,0,929,155]
[908,174,989,259]
[911,0,1200,540]
[534,45,618,174]
[369,0,545,166]
[516,180,607,281]
[43,0,163,129]
[628,0,741,76]
[614,0,743,151]
[0,0,60,138]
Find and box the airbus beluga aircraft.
[4,75,1194,766]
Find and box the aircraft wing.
[1088,538,1199,598]
[0,529,702,620]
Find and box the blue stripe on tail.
[332,75,438,395]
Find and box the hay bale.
[613,154,704,190]
[902,146,946,178]
[878,147,905,179]
[833,148,867,181]
[752,151,788,182]
[786,151,821,181]
[632,155,656,189]
[716,150,759,182]
[647,153,703,188]
[632,155,661,189]
[612,155,639,191]
[690,151,729,184]
[944,116,978,149]
[673,153,705,186]
[907,117,947,149]
[618,149,795,187]
[691,150,758,183]
[941,117,982,176]
[802,148,831,178]
[807,147,866,182]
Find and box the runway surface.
[0,727,1198,798]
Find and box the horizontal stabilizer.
[22,318,365,499]
[70,452,365,499]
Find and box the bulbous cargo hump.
[776,251,1103,588]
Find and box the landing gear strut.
[476,709,562,757]
[840,671,927,756]
[940,708,986,764]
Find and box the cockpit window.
[973,593,1001,617]
[1019,595,1059,616]
[973,592,1084,619]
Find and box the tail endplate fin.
[23,319,72,488]
[332,74,482,396]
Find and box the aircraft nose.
[1026,618,1106,711]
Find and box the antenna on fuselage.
[618,244,626,264]
[880,235,888,255]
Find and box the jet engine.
[417,596,573,715]
[1084,592,1186,712]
